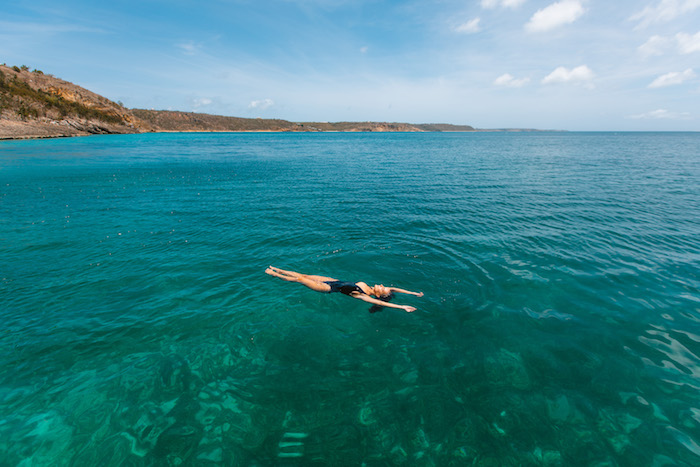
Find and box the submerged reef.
[1,316,698,466]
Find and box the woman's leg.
[265,268,297,281]
[303,274,338,282]
[267,266,336,282]
[268,266,302,278]
[265,267,333,293]
[295,277,332,292]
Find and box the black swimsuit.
[324,281,364,296]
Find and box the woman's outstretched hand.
[403,306,417,313]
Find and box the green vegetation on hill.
[414,123,475,132]
[0,67,123,124]
[130,109,303,132]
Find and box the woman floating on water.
[265,266,423,313]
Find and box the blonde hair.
[369,285,394,313]
[373,285,391,298]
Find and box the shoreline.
[5,128,694,141]
[0,127,490,142]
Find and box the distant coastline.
[1,64,547,141]
[128,109,477,135]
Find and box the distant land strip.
[131,109,476,134]
[1,63,488,140]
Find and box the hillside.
[298,121,474,132]
[413,123,475,132]
[0,64,150,139]
[131,111,475,133]
[1,64,476,140]
[130,109,305,132]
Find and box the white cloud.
[542,65,595,87]
[676,31,700,54]
[639,31,700,56]
[631,0,700,28]
[525,0,585,33]
[494,73,530,87]
[248,98,274,110]
[0,20,105,35]
[481,0,526,8]
[455,18,481,34]
[638,35,672,57]
[648,68,696,88]
[360,46,369,53]
[192,98,212,109]
[628,109,692,119]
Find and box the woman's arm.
[387,287,424,297]
[352,293,416,312]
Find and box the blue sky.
[2,0,699,130]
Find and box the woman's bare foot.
[266,267,286,278]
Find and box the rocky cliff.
[0,64,152,139]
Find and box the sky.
[2,0,700,130]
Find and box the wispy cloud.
[0,20,105,35]
[481,0,526,9]
[628,109,692,119]
[631,0,700,28]
[525,0,585,33]
[177,41,201,56]
[677,31,700,53]
[192,97,213,109]
[454,18,481,34]
[639,31,700,56]
[648,68,696,88]
[542,65,594,87]
[249,98,274,110]
[493,73,530,87]
[638,35,673,56]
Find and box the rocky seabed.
[2,330,696,466]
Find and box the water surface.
[1,132,699,465]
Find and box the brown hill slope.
[300,121,425,132]
[299,121,474,132]
[130,111,477,133]
[0,64,149,139]
[414,123,475,132]
[131,109,305,132]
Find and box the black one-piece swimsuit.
[324,280,364,296]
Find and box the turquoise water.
[1,131,699,466]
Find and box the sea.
[1,131,699,466]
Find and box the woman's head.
[372,284,391,298]
[369,285,395,313]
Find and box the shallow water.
[1,131,699,466]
